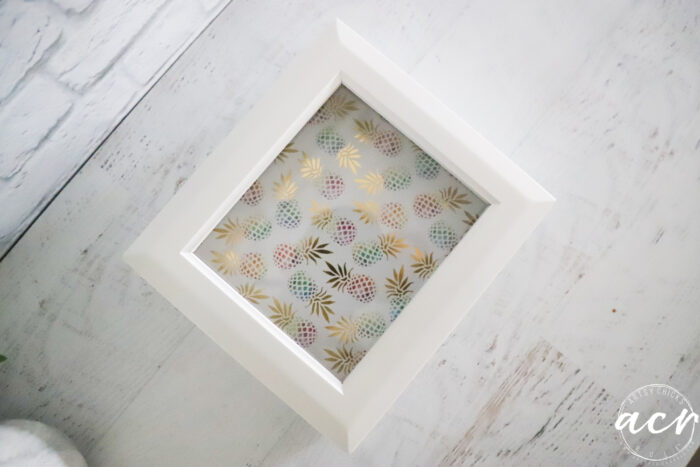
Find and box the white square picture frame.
[124,20,554,451]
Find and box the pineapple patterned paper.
[195,86,488,381]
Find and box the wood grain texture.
[1,0,699,465]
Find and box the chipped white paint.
[0,0,231,257]
[0,0,698,465]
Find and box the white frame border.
[124,20,554,452]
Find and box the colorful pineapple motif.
[380,202,408,230]
[385,266,414,321]
[354,119,402,157]
[288,271,317,301]
[352,241,383,267]
[272,243,301,269]
[413,193,443,219]
[429,221,458,250]
[241,180,263,205]
[293,320,318,347]
[352,234,408,266]
[316,127,346,156]
[331,218,357,246]
[347,274,377,303]
[356,312,387,339]
[197,84,490,382]
[321,173,345,200]
[275,200,302,229]
[414,148,441,179]
[243,217,272,241]
[383,166,412,191]
[240,252,266,280]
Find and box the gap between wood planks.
[0,0,235,264]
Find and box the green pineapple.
[288,271,318,301]
[275,200,301,229]
[414,149,441,179]
[244,217,272,241]
[316,127,346,156]
[356,312,387,339]
[429,221,458,250]
[352,234,409,266]
[386,266,414,321]
[383,166,412,191]
[352,241,383,267]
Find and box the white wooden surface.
[1,0,699,465]
[0,0,230,257]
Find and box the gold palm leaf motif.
[309,200,334,230]
[210,250,239,275]
[324,94,358,119]
[299,152,323,179]
[324,346,363,377]
[326,317,359,344]
[299,236,333,264]
[268,299,295,327]
[323,262,353,292]
[355,172,384,195]
[212,217,243,245]
[275,142,298,164]
[354,119,379,143]
[378,233,409,258]
[273,172,298,200]
[439,186,470,211]
[410,247,437,279]
[385,266,414,298]
[309,288,334,322]
[336,144,362,174]
[352,200,380,224]
[236,283,268,304]
[463,210,479,226]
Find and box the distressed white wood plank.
[91,1,695,466]
[0,0,477,462]
[1,0,699,466]
[0,0,231,257]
